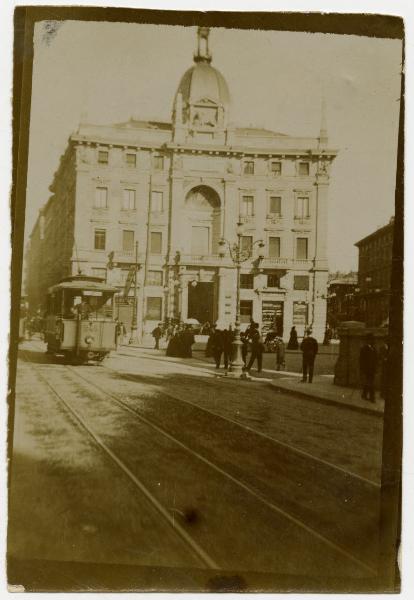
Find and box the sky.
[26,20,402,272]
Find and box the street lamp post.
[219,222,265,379]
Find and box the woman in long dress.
[287,326,299,350]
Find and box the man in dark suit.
[246,323,264,374]
[300,329,318,383]
[152,323,163,349]
[359,334,378,402]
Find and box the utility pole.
[129,241,139,344]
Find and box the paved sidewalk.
[270,373,384,416]
[122,343,384,416]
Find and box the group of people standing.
[206,321,285,374]
[163,323,196,358]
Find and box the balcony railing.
[260,257,312,269]
[180,253,222,265]
[112,250,146,264]
[239,214,255,224]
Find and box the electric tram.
[44,275,118,363]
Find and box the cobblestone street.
[8,339,384,591]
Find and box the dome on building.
[175,61,230,110]
[172,27,231,135]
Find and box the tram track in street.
[99,349,381,488]
[29,340,380,488]
[20,349,219,571]
[22,350,378,576]
[22,341,381,575]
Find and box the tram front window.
[64,291,113,320]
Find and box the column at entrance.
[217,266,235,326]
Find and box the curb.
[269,381,384,417]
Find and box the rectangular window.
[243,161,254,175]
[146,297,162,320]
[147,270,163,286]
[294,275,310,290]
[153,155,164,170]
[122,189,136,210]
[240,274,254,289]
[296,237,308,259]
[267,273,280,288]
[191,226,209,255]
[241,236,253,254]
[270,161,282,175]
[98,150,108,164]
[150,231,162,254]
[92,268,107,281]
[268,237,281,258]
[122,230,135,253]
[298,162,310,176]
[241,195,254,216]
[126,153,136,167]
[269,196,282,216]
[240,300,253,323]
[94,229,106,250]
[151,191,163,212]
[94,187,108,208]
[295,196,310,219]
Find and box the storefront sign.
[293,301,308,326]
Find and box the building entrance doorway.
[187,282,214,326]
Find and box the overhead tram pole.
[129,241,139,344]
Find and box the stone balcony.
[112,250,146,265]
[179,253,223,267]
[259,257,312,270]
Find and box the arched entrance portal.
[185,185,221,256]
[184,186,221,326]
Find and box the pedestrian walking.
[205,325,216,357]
[300,329,318,383]
[201,321,211,335]
[115,319,121,349]
[359,334,378,402]
[245,323,264,374]
[222,328,233,369]
[240,331,249,366]
[274,336,286,371]
[287,326,299,350]
[181,325,195,358]
[166,329,182,357]
[211,328,225,369]
[152,323,163,349]
[165,322,174,343]
[379,339,390,399]
[323,325,332,345]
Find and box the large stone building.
[354,217,394,327]
[26,27,338,341]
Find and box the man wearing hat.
[359,333,378,402]
[300,329,319,383]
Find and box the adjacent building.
[26,27,338,341]
[354,217,394,327]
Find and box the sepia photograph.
[6,6,404,593]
